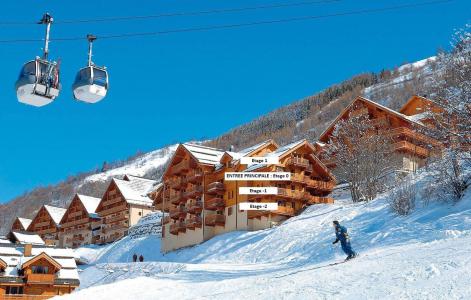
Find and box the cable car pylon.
[15,13,61,107]
[72,34,109,104]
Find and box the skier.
[139,255,144,262]
[332,220,357,261]
[132,253,137,262]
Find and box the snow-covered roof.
[113,178,154,206]
[76,194,101,215]
[0,246,22,256]
[0,237,11,244]
[31,247,75,258]
[44,205,67,226]
[245,140,306,172]
[182,143,225,165]
[17,218,32,230]
[10,231,45,245]
[238,140,274,156]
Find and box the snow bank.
[64,167,471,299]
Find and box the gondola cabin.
[72,65,108,103]
[16,58,61,107]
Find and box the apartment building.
[95,175,157,244]
[0,243,79,299]
[27,205,66,246]
[59,194,101,248]
[160,140,335,252]
[11,218,32,232]
[315,96,442,173]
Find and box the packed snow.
[62,167,471,299]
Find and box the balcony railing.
[186,217,202,229]
[205,214,225,226]
[3,295,54,300]
[305,195,334,204]
[276,188,305,199]
[205,197,225,210]
[286,156,309,168]
[392,141,429,157]
[305,178,335,191]
[187,201,203,214]
[388,127,442,148]
[207,182,225,194]
[247,210,269,219]
[162,216,171,224]
[273,206,295,216]
[26,273,55,285]
[184,185,203,198]
[169,221,186,235]
[187,170,203,183]
[172,160,190,175]
[99,204,128,216]
[169,207,187,220]
[169,192,184,205]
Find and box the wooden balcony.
[3,295,53,300]
[187,201,203,214]
[286,156,309,168]
[247,210,269,219]
[172,160,190,175]
[370,116,388,127]
[35,221,51,227]
[162,216,171,224]
[290,173,305,183]
[101,196,123,207]
[184,185,203,198]
[105,213,128,224]
[169,207,187,220]
[169,221,186,235]
[186,217,202,229]
[273,205,295,217]
[305,195,334,204]
[169,192,184,205]
[205,214,225,226]
[276,188,305,199]
[205,197,225,210]
[26,273,55,285]
[187,170,203,183]
[392,141,429,157]
[320,157,336,168]
[350,107,369,117]
[99,204,128,216]
[61,218,89,228]
[305,179,335,191]
[388,127,442,147]
[207,182,225,195]
[168,177,184,190]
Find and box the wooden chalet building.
[315,96,442,173]
[0,243,79,299]
[59,194,101,248]
[11,218,32,232]
[95,175,157,244]
[27,206,66,246]
[160,140,335,252]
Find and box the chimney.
[24,244,32,257]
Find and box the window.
[138,211,142,216]
[6,286,23,295]
[32,265,49,274]
[228,207,233,216]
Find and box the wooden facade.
[160,140,335,252]
[27,206,66,247]
[95,176,156,244]
[315,96,442,172]
[11,218,32,232]
[0,244,79,299]
[59,194,101,248]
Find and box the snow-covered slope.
[64,167,471,300]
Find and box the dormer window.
[32,265,49,274]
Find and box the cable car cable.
[0,0,454,43]
[0,0,341,26]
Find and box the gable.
[28,206,56,231]
[163,144,201,178]
[22,252,61,271]
[60,195,87,225]
[96,179,128,213]
[0,258,7,269]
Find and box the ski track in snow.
[61,169,471,300]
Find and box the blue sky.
[0,0,469,202]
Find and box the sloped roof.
[318,96,422,143]
[245,140,306,172]
[44,205,67,226]
[113,178,154,206]
[182,143,225,165]
[238,139,277,156]
[17,218,32,230]
[76,194,101,214]
[9,231,45,245]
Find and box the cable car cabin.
[72,66,108,103]
[15,58,61,107]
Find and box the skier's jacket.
[333,225,350,244]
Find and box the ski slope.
[63,168,471,299]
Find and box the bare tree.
[325,106,398,202]
[390,177,416,215]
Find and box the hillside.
[0,56,436,233]
[62,166,471,299]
